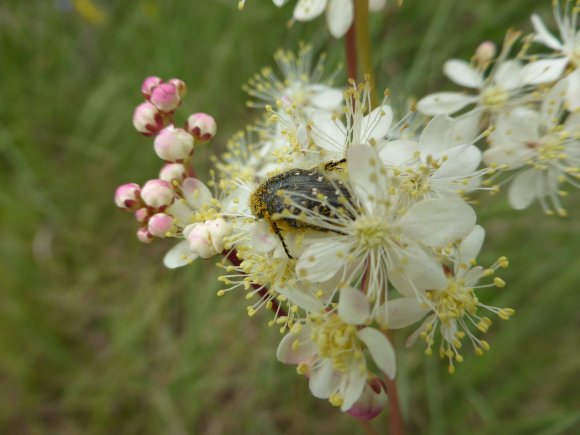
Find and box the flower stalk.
[354,0,378,107]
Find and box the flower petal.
[311,112,347,153]
[326,0,354,38]
[389,244,447,294]
[182,177,213,209]
[296,238,350,282]
[493,60,523,90]
[294,0,327,21]
[566,70,580,111]
[338,288,370,325]
[309,87,344,111]
[368,0,386,12]
[387,297,429,329]
[309,359,340,399]
[434,145,482,179]
[531,14,563,50]
[522,58,568,85]
[340,368,367,411]
[357,327,396,379]
[361,105,393,144]
[398,198,476,247]
[458,225,485,265]
[163,240,198,269]
[347,145,387,214]
[482,145,530,169]
[277,326,317,364]
[419,115,454,158]
[378,140,419,167]
[443,59,483,89]
[417,92,477,116]
[508,169,540,210]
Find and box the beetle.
[249,160,354,258]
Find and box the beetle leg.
[272,222,293,259]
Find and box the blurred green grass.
[0,0,579,434]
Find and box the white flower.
[418,56,536,119]
[483,80,580,214]
[277,290,396,410]
[293,145,477,323]
[386,226,514,373]
[378,114,484,206]
[243,44,343,112]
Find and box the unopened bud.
[136,227,153,244]
[168,78,186,97]
[148,213,174,237]
[186,113,217,143]
[347,377,388,421]
[159,163,187,182]
[133,102,165,136]
[187,223,217,259]
[150,82,181,113]
[154,126,194,162]
[141,179,174,209]
[475,41,496,64]
[135,207,149,223]
[205,218,232,253]
[114,183,142,211]
[141,76,162,99]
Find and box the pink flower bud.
[141,76,162,99]
[150,82,181,113]
[148,213,174,238]
[205,218,232,253]
[114,183,142,211]
[137,227,153,244]
[168,78,187,97]
[135,207,149,223]
[141,179,174,209]
[154,126,194,162]
[133,102,165,136]
[186,113,217,143]
[475,41,496,63]
[159,163,187,182]
[347,378,388,421]
[186,223,217,259]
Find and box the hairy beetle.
[249,160,353,257]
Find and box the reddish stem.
[384,372,405,435]
[222,249,287,317]
[345,22,357,81]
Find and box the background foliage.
[1,0,578,434]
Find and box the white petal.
[398,198,476,247]
[163,240,198,269]
[417,92,477,116]
[340,368,367,411]
[378,140,419,167]
[249,221,280,253]
[278,285,324,312]
[387,297,429,329]
[294,0,327,21]
[566,70,580,111]
[311,112,347,153]
[326,0,354,38]
[309,359,339,398]
[182,177,213,209]
[541,78,568,131]
[531,14,563,50]
[296,238,350,282]
[276,327,317,364]
[522,58,568,85]
[347,145,387,214]
[389,244,447,294]
[458,225,485,265]
[451,110,481,145]
[482,145,530,169]
[361,105,393,144]
[443,59,483,88]
[493,60,523,90]
[273,0,290,6]
[419,115,454,158]
[309,87,344,111]
[434,145,482,179]
[357,327,396,379]
[508,169,539,210]
[338,288,370,325]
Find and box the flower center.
[535,134,566,163]
[481,85,509,109]
[427,280,478,324]
[311,314,360,372]
[353,215,391,248]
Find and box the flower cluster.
[115,38,521,417]
[418,3,580,215]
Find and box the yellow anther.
[494,277,506,288]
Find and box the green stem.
[354,0,377,107]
